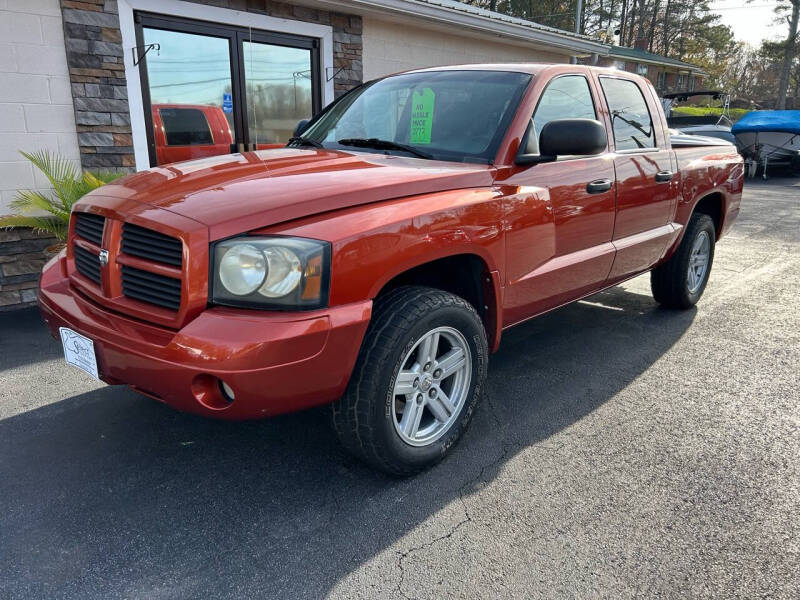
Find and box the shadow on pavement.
[0,285,695,599]
[0,308,63,371]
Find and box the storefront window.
[137,14,320,166]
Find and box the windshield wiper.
[287,136,323,149]
[337,138,433,159]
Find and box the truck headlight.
[212,237,330,309]
[218,244,267,296]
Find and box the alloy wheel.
[687,230,711,294]
[392,326,472,447]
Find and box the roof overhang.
[301,0,611,57]
[608,51,706,75]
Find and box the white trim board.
[118,0,335,171]
[306,0,609,56]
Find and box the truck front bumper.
[38,255,372,419]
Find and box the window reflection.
[243,41,313,146]
[600,78,656,150]
[143,28,235,165]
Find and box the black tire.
[332,286,488,476]
[651,212,716,309]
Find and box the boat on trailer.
[668,129,735,148]
[731,111,800,178]
[662,90,736,145]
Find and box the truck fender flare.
[367,247,503,352]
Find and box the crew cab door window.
[599,78,656,150]
[598,76,675,280]
[527,75,596,154]
[502,73,615,324]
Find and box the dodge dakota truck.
[39,64,743,475]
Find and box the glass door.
[135,14,320,167]
[241,40,315,149]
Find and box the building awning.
[608,45,706,75]
[307,0,611,56]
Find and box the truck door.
[597,76,678,279]
[502,73,617,326]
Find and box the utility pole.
[571,0,584,64]
[777,0,800,109]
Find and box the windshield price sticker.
[410,88,435,145]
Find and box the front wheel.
[651,212,716,309]
[332,286,488,476]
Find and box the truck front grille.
[74,213,105,245]
[74,245,101,284]
[121,265,182,311]
[122,223,183,267]
[69,210,196,327]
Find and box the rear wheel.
[651,212,716,309]
[332,286,488,476]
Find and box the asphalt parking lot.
[1,179,798,599]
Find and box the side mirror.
[293,119,310,137]
[515,118,607,165]
[540,118,607,156]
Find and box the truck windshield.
[298,70,532,163]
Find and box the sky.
[142,28,311,106]
[711,0,785,46]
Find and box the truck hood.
[82,148,496,240]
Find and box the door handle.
[586,179,612,194]
[655,170,674,182]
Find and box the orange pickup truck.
[40,64,743,474]
[151,104,234,165]
[150,104,286,165]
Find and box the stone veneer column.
[0,231,57,310]
[61,0,134,171]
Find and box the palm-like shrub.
[0,151,121,241]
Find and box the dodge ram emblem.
[98,249,109,266]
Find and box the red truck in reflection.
[151,104,285,165]
[151,104,233,165]
[41,65,743,475]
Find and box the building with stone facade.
[0,0,703,310]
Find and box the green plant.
[0,150,121,241]
[671,106,750,121]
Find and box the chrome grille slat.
[122,223,182,267]
[74,213,105,245]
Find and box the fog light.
[220,380,236,402]
[191,374,233,410]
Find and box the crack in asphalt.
[394,391,511,599]
[392,387,584,598]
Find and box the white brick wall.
[362,17,569,80]
[0,1,80,216]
